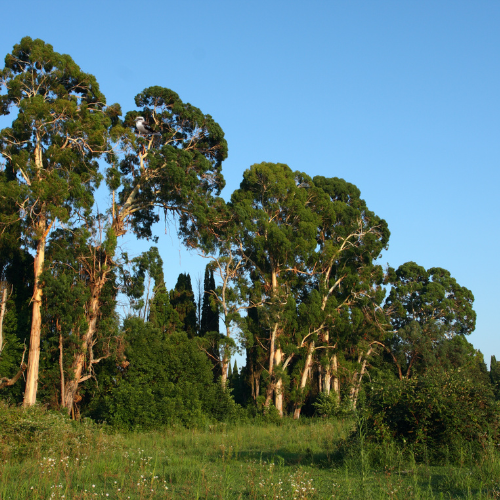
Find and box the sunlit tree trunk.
[331,354,340,397]
[293,341,315,419]
[274,346,283,416]
[62,280,104,415]
[349,346,373,409]
[23,215,49,407]
[0,283,8,354]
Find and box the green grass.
[1,404,500,499]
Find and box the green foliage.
[385,262,477,379]
[0,401,112,459]
[0,212,33,402]
[362,368,499,462]
[0,37,115,224]
[491,355,500,400]
[200,265,219,337]
[170,273,197,338]
[313,392,340,418]
[97,317,239,429]
[117,86,227,240]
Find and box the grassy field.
[1,405,500,499]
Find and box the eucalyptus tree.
[36,223,121,414]
[289,176,390,417]
[200,242,260,388]
[60,86,228,413]
[230,163,321,415]
[183,194,258,388]
[385,261,476,379]
[0,37,117,406]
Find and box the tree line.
[0,38,498,441]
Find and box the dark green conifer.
[490,355,500,400]
[200,267,219,337]
[170,273,197,338]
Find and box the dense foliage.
[362,367,499,461]
[0,37,498,460]
[92,318,239,429]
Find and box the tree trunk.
[221,353,230,387]
[274,346,283,416]
[0,283,8,354]
[331,354,340,397]
[323,362,331,395]
[264,322,278,408]
[59,331,65,408]
[264,269,281,411]
[62,282,102,414]
[23,224,48,407]
[0,363,27,389]
[293,341,314,419]
[349,347,373,409]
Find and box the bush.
[97,319,242,429]
[360,368,500,462]
[313,392,354,418]
[0,402,112,458]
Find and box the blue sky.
[2,1,499,365]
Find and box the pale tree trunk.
[321,331,339,399]
[0,283,8,354]
[221,349,230,388]
[61,204,126,415]
[23,138,53,407]
[323,355,340,396]
[322,331,332,395]
[23,219,50,407]
[349,347,373,409]
[62,285,102,415]
[59,331,65,408]
[219,280,234,388]
[264,269,284,413]
[264,322,278,408]
[331,354,340,397]
[274,346,283,416]
[293,341,314,419]
[323,362,331,394]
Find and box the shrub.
[96,319,242,429]
[0,402,112,458]
[360,368,500,462]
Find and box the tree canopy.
[1,38,494,453]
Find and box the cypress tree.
[200,266,219,337]
[170,273,197,338]
[199,265,222,379]
[490,355,500,400]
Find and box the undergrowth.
[1,403,500,499]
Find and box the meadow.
[1,404,500,499]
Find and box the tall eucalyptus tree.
[385,262,476,379]
[60,86,228,413]
[0,37,115,406]
[230,163,321,415]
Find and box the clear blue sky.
[2,1,499,364]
